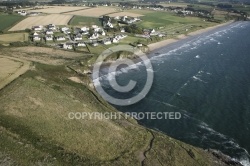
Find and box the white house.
[33,34,41,41]
[46,30,54,35]
[114,34,122,40]
[74,34,82,41]
[106,21,113,28]
[76,42,86,47]
[64,30,71,34]
[33,32,39,36]
[102,39,111,45]
[56,36,66,41]
[112,38,119,43]
[120,28,125,33]
[89,33,99,40]
[32,25,43,31]
[63,43,73,49]
[18,11,27,16]
[82,30,89,35]
[94,27,102,32]
[45,35,53,41]
[61,27,69,32]
[126,19,135,24]
[134,17,141,21]
[137,43,143,47]
[48,24,56,30]
[81,26,89,31]
[150,29,156,33]
[101,31,106,36]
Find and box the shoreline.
[148,21,234,52]
[91,21,235,77]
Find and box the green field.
[156,2,189,7]
[69,16,102,26]
[232,5,250,14]
[132,10,212,28]
[0,14,24,32]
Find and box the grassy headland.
[0,47,238,165]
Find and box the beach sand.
[148,21,234,51]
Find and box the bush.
[10,41,30,47]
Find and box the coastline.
[90,21,236,81]
[148,21,234,51]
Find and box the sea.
[93,21,250,165]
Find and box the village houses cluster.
[31,20,129,50]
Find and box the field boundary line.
[0,55,30,90]
[67,15,76,25]
[61,7,90,14]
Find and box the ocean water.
[94,21,250,165]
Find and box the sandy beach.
[148,21,234,51]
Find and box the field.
[8,14,73,31]
[0,14,24,31]
[1,46,86,65]
[156,2,189,7]
[29,6,90,14]
[0,56,30,90]
[108,12,144,17]
[0,33,28,44]
[0,57,22,83]
[232,5,250,14]
[69,16,102,26]
[129,10,208,28]
[66,7,119,17]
